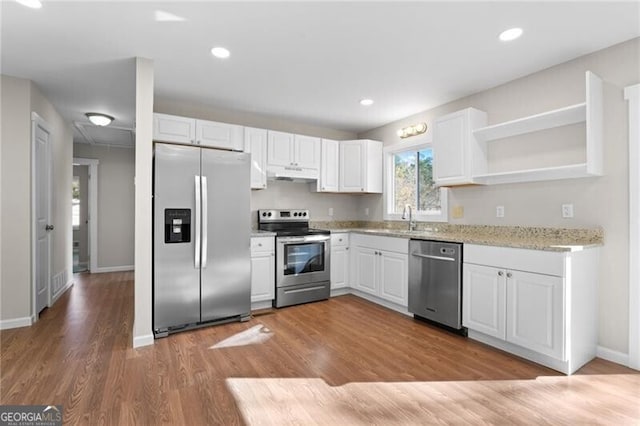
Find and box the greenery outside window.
[384,136,448,222]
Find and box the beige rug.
[227,374,640,425]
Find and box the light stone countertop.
[314,222,603,253]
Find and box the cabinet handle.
[498,271,504,277]
[322,187,326,190]
[258,243,262,247]
[361,188,364,191]
[338,238,342,242]
[507,272,513,278]
[191,140,195,144]
[346,247,349,251]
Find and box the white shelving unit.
[471,71,603,185]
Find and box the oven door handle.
[277,235,330,244]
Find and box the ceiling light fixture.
[154,10,186,22]
[85,113,114,127]
[15,0,42,8]
[499,27,523,42]
[211,47,230,59]
[397,122,427,139]
[360,99,374,106]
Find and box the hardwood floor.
[1,272,638,425]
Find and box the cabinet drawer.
[251,236,274,253]
[464,244,565,277]
[331,233,349,247]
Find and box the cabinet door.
[379,251,408,306]
[196,120,244,151]
[340,140,365,192]
[153,113,196,144]
[506,270,564,359]
[462,264,506,339]
[353,247,377,295]
[433,110,468,185]
[295,135,321,169]
[319,139,339,192]
[330,246,349,290]
[251,252,275,303]
[245,127,268,189]
[267,131,294,166]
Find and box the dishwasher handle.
[411,252,456,262]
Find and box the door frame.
[73,158,99,272]
[31,112,52,320]
[625,83,639,370]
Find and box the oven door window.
[284,242,325,275]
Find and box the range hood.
[267,165,318,183]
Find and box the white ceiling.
[2,1,639,140]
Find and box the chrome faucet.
[401,204,416,231]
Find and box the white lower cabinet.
[463,244,598,374]
[330,233,349,290]
[250,236,275,303]
[350,234,408,307]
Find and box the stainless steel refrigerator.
[153,143,251,338]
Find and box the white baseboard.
[51,279,74,304]
[133,333,154,348]
[93,265,134,273]
[597,346,630,367]
[0,316,33,330]
[251,300,273,311]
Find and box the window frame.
[383,136,448,223]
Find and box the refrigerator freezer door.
[200,149,251,322]
[154,143,202,331]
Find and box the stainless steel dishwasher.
[408,239,465,334]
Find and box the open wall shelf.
[470,71,603,185]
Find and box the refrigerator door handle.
[201,176,208,268]
[195,175,201,269]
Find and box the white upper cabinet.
[153,113,196,144]
[295,134,321,169]
[244,127,268,190]
[196,119,244,151]
[266,131,320,179]
[433,108,488,186]
[153,113,243,151]
[317,139,340,192]
[339,140,383,193]
[267,131,295,167]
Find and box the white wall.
[358,38,640,355]
[73,144,135,269]
[0,75,73,324]
[0,76,32,322]
[133,58,154,347]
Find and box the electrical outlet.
[562,204,574,218]
[328,207,334,217]
[365,208,370,216]
[452,205,464,219]
[496,206,505,218]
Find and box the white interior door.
[33,115,52,315]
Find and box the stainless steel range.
[258,209,330,308]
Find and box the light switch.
[496,206,505,218]
[562,204,574,218]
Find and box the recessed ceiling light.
[15,0,42,8]
[360,99,374,106]
[155,10,186,22]
[85,113,114,127]
[211,47,230,59]
[499,27,523,42]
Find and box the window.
[72,176,80,229]
[384,137,448,222]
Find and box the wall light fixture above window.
[85,113,114,126]
[397,122,427,139]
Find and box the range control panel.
[258,209,310,223]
